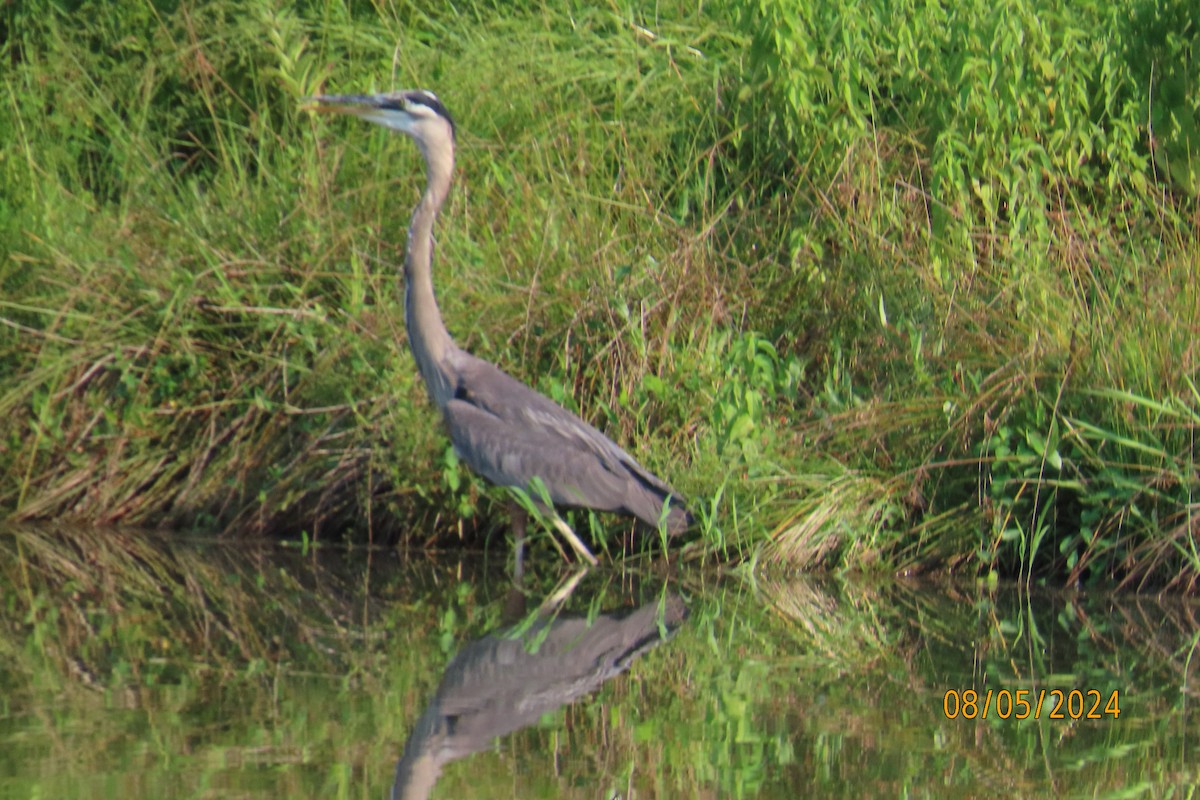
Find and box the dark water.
[1,524,1197,798]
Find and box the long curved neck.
[405,135,458,409]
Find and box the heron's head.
[305,89,456,146]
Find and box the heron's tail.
[627,490,692,537]
[664,501,694,536]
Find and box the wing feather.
[441,351,688,529]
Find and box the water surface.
[1,524,1196,797]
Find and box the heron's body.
[309,90,690,560]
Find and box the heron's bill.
[300,95,381,116]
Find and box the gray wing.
[441,351,689,531]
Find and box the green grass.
[1,0,1197,588]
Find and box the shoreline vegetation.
[2,1,1197,590]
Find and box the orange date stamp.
[942,688,1121,720]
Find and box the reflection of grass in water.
[3,527,1196,797]
[5,524,354,686]
[0,524,451,795]
[736,575,1200,796]
[0,529,714,796]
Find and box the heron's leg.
[550,513,599,567]
[508,499,527,581]
[503,500,528,623]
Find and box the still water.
[1,523,1197,798]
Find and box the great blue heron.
[308,90,691,564]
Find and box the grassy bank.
[1,0,1197,588]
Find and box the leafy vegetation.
[1,0,1196,588]
[722,0,1200,589]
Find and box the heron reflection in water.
[306,90,692,566]
[391,591,687,799]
